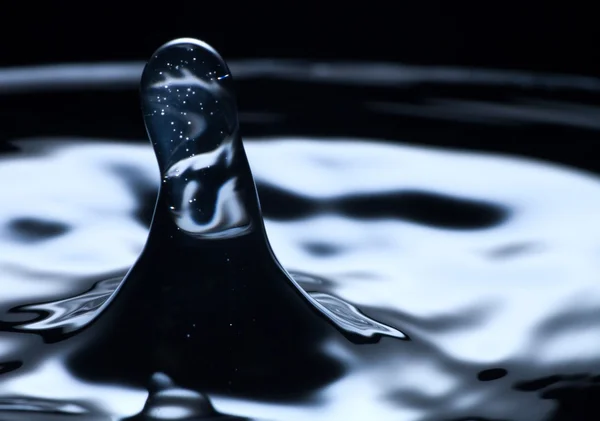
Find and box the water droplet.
[139,39,252,240]
[126,373,245,420]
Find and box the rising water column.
[68,38,356,398]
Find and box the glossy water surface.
[0,40,600,421]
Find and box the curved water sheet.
[1,134,600,419]
[2,276,121,340]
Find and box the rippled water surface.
[1,53,600,421]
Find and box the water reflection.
[8,276,122,336]
[1,136,600,419]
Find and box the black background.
[1,3,599,76]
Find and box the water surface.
[0,59,599,420]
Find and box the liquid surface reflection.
[1,136,600,420]
[1,37,600,420]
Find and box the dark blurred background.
[1,3,598,76]
[1,3,599,175]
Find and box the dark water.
[1,39,600,420]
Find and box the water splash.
[61,38,406,402]
[2,41,600,420]
[139,37,404,340]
